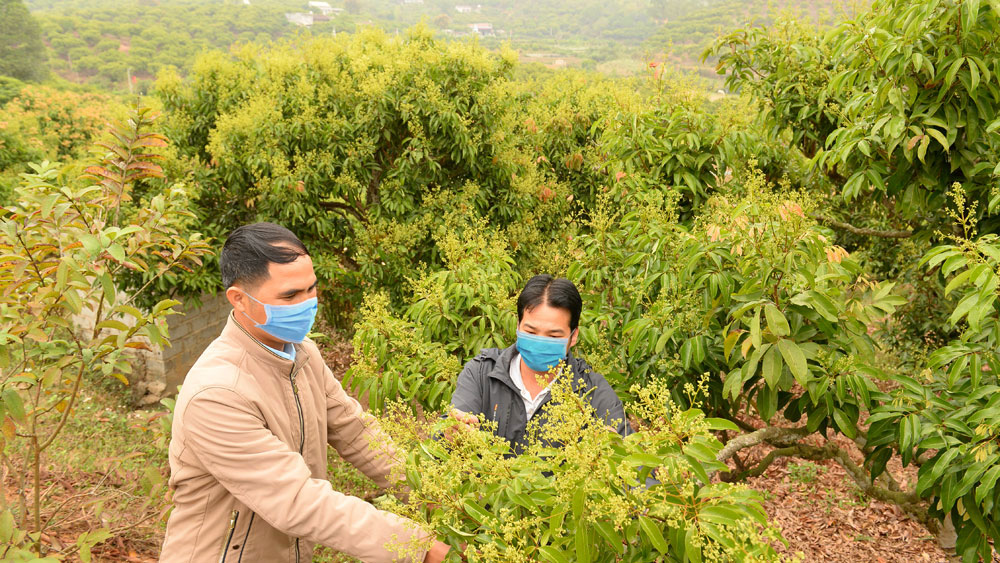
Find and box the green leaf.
[930,448,962,482]
[107,243,126,263]
[593,520,623,554]
[963,0,980,38]
[762,345,782,388]
[572,486,586,522]
[99,272,116,306]
[807,291,839,322]
[698,504,746,527]
[757,384,777,422]
[538,546,569,563]
[638,515,669,554]
[625,453,662,466]
[723,331,740,362]
[462,499,491,524]
[832,409,857,439]
[655,330,671,354]
[975,465,1000,504]
[115,305,144,319]
[575,524,593,563]
[949,292,979,326]
[777,339,808,385]
[704,418,739,431]
[926,128,950,152]
[806,402,828,432]
[2,390,25,424]
[80,234,101,256]
[944,57,964,89]
[0,509,13,544]
[764,304,789,337]
[96,319,129,332]
[750,308,762,347]
[684,526,702,563]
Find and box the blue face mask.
[240,291,318,344]
[516,330,570,372]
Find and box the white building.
[469,22,494,36]
[285,12,314,26]
[308,1,334,14]
[455,5,473,13]
[403,0,425,4]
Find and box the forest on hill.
[2,0,1000,561]
[19,0,857,88]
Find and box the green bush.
[377,372,788,562]
[0,107,210,559]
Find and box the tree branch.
[320,200,367,224]
[717,433,933,531]
[716,426,810,463]
[812,214,913,239]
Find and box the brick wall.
[159,292,232,401]
[73,292,232,405]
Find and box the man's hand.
[443,408,479,442]
[423,540,451,563]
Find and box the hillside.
[24,0,865,89]
[646,0,868,79]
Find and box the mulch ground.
[736,436,948,562]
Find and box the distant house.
[285,12,314,26]
[313,13,331,22]
[455,5,473,13]
[469,22,494,36]
[403,0,424,4]
[308,1,334,14]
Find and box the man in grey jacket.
[450,274,629,453]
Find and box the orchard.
[2,0,1000,561]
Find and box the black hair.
[516,274,583,331]
[220,222,309,289]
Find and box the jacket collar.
[485,344,520,390]
[223,312,310,371]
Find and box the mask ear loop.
[237,290,269,327]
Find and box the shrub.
[377,371,789,562]
[0,106,210,559]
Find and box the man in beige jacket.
[160,222,451,563]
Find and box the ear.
[569,328,579,349]
[226,286,246,312]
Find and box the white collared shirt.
[265,342,296,361]
[509,353,552,419]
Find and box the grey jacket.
[450,345,630,453]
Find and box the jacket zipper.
[290,364,305,563]
[219,510,239,563]
[233,317,307,562]
[237,513,255,562]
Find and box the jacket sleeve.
[322,365,404,490]
[450,357,486,416]
[181,386,429,563]
[580,365,632,437]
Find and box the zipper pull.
[219,510,239,563]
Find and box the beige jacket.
[160,315,428,562]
